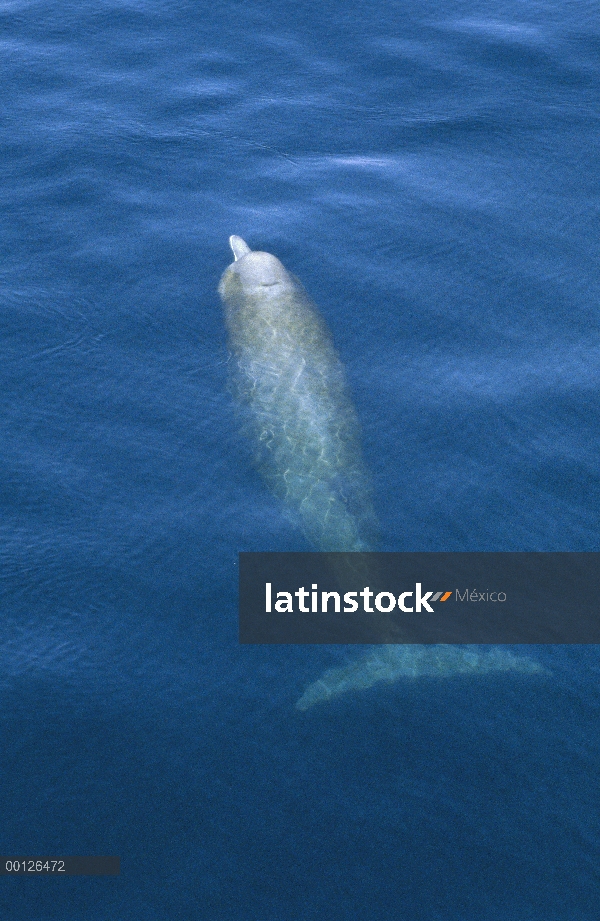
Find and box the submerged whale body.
[219,236,376,551]
[219,236,545,708]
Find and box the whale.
[219,236,546,707]
[219,236,377,552]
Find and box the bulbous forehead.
[231,251,293,289]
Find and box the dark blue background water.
[1,1,599,918]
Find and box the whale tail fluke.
[295,645,548,711]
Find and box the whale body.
[219,236,376,551]
[219,236,545,708]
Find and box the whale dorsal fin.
[229,236,252,261]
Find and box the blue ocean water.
[1,0,599,918]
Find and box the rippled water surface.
[1,1,599,918]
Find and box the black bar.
[0,857,120,876]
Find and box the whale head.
[222,236,295,299]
